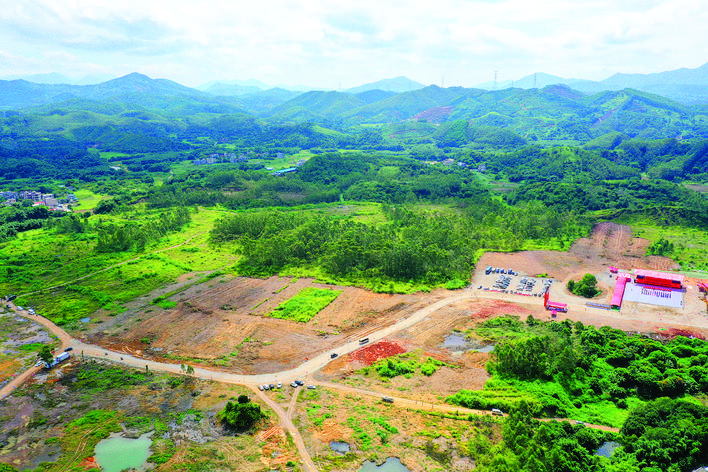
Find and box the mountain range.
[5,62,708,108]
[1,66,708,146]
[473,63,708,105]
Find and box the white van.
[491,408,504,416]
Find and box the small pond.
[94,432,152,472]
[443,334,467,347]
[595,441,620,458]
[330,441,350,454]
[443,334,495,353]
[358,457,410,472]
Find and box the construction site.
[71,222,708,381]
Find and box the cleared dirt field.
[79,222,708,383]
[478,222,678,285]
[83,276,451,375]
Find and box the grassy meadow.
[2,207,238,325]
[631,222,708,272]
[266,287,341,323]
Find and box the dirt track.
[83,276,446,374]
[80,222,708,380]
[478,222,679,285]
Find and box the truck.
[44,352,71,369]
[359,337,369,345]
[382,396,394,403]
[55,352,70,363]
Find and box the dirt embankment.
[478,222,678,285]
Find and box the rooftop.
[633,269,685,282]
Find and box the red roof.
[611,276,629,307]
[634,269,685,283]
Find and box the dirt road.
[0,286,658,469]
[251,386,318,472]
[312,380,620,433]
[0,306,71,399]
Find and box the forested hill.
[0,73,247,115]
[4,74,708,146]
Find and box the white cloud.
[0,0,706,87]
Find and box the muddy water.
[358,457,410,471]
[443,333,495,353]
[94,432,152,472]
[329,441,350,454]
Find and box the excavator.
[699,283,708,312]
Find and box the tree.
[186,365,194,375]
[220,398,266,431]
[568,274,599,298]
[93,199,117,214]
[38,345,53,365]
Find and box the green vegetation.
[469,401,615,472]
[620,397,708,471]
[567,273,600,298]
[467,396,708,472]
[219,396,266,431]
[0,207,233,324]
[71,360,151,393]
[449,315,708,430]
[360,350,448,379]
[212,200,584,288]
[37,345,53,365]
[631,223,708,271]
[266,287,341,322]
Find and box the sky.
[0,0,707,89]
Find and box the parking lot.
[476,266,553,298]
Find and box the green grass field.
[3,207,237,325]
[631,222,708,271]
[266,287,341,323]
[71,188,105,211]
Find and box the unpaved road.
[0,308,71,399]
[1,287,646,469]
[251,385,318,472]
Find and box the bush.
[445,278,467,290]
[568,273,599,298]
[220,398,266,431]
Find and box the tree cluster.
[567,274,600,298]
[211,204,584,284]
[220,396,266,431]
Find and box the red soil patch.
[350,341,406,365]
[471,300,529,319]
[80,456,98,469]
[655,328,706,340]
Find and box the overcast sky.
[0,0,706,89]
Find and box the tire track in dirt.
[59,424,103,472]
[288,387,301,420]
[251,385,317,472]
[310,380,619,433]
